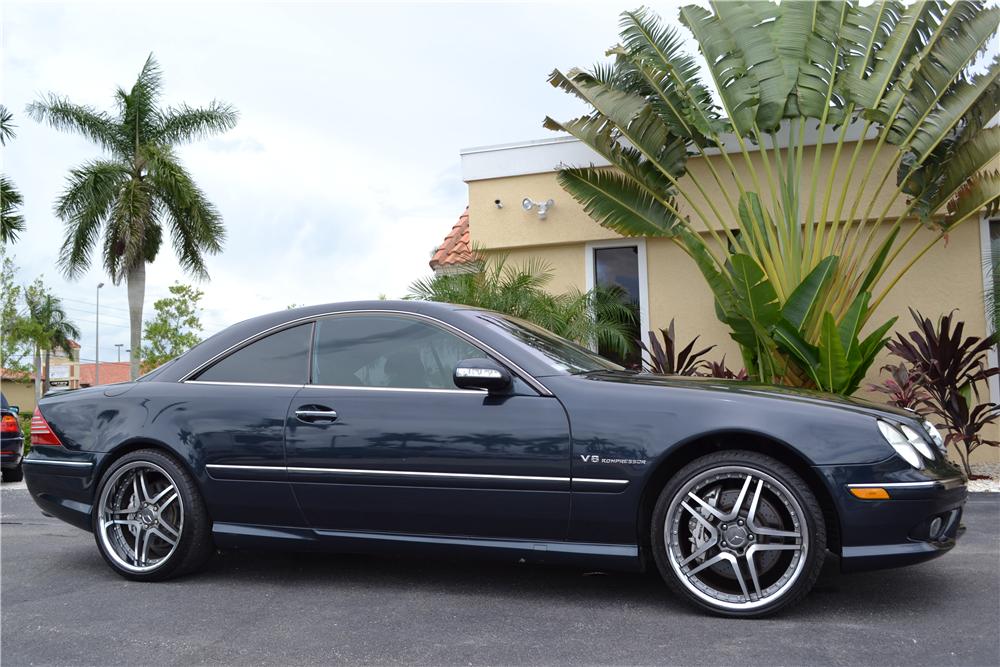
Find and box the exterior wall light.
[522,198,554,220]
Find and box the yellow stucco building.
[454,130,1000,464]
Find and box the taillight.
[30,407,63,446]
[1,414,18,434]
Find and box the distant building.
[78,362,132,388]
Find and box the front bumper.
[817,458,968,572]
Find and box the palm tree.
[1,105,25,244]
[27,54,237,379]
[407,254,637,358]
[547,2,1000,394]
[22,285,81,398]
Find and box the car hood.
[579,371,916,422]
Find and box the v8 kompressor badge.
[580,454,647,465]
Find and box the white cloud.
[2,0,687,362]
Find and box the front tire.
[92,449,213,581]
[651,450,826,617]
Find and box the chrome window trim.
[847,478,965,489]
[185,380,305,389]
[205,463,629,486]
[23,458,93,468]
[179,309,552,397]
[303,384,484,395]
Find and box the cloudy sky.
[3,0,693,364]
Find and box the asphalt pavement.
[2,485,998,666]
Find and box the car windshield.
[477,313,624,375]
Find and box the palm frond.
[0,105,15,146]
[144,145,225,279]
[1,175,25,243]
[26,95,124,154]
[54,160,130,279]
[155,101,239,144]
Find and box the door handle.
[295,408,338,423]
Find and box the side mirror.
[453,358,512,393]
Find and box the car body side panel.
[30,381,305,528]
[541,375,899,545]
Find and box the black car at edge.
[23,301,967,617]
[1,392,24,482]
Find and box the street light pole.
[95,283,104,385]
[115,343,123,363]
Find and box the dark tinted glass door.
[285,314,572,540]
[594,246,641,369]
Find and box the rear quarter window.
[196,324,312,385]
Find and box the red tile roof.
[429,207,475,271]
[78,362,131,386]
[1,367,34,381]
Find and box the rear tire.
[2,463,23,482]
[651,450,825,618]
[92,449,213,581]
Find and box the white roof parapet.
[460,118,879,182]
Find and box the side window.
[312,315,483,389]
[197,324,312,384]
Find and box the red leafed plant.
[702,358,749,380]
[868,363,929,412]
[640,320,715,376]
[886,310,999,476]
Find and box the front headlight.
[922,420,946,454]
[877,420,923,469]
[899,424,936,459]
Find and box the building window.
[593,245,642,369]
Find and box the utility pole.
[115,344,123,363]
[95,283,104,385]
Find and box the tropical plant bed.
[968,463,1000,493]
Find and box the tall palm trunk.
[33,346,41,400]
[127,262,145,380]
[43,349,50,394]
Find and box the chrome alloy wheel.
[97,461,184,573]
[664,465,808,611]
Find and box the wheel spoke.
[149,526,177,546]
[748,543,801,553]
[150,485,176,505]
[138,469,153,503]
[157,516,180,538]
[110,519,140,528]
[748,479,800,538]
[685,552,727,578]
[745,550,763,601]
[139,527,152,566]
[678,500,719,565]
[131,473,142,509]
[685,492,727,521]
[728,475,753,519]
[157,492,179,512]
[726,553,750,600]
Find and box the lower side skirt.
[212,522,643,572]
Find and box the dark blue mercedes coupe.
[23,301,967,617]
